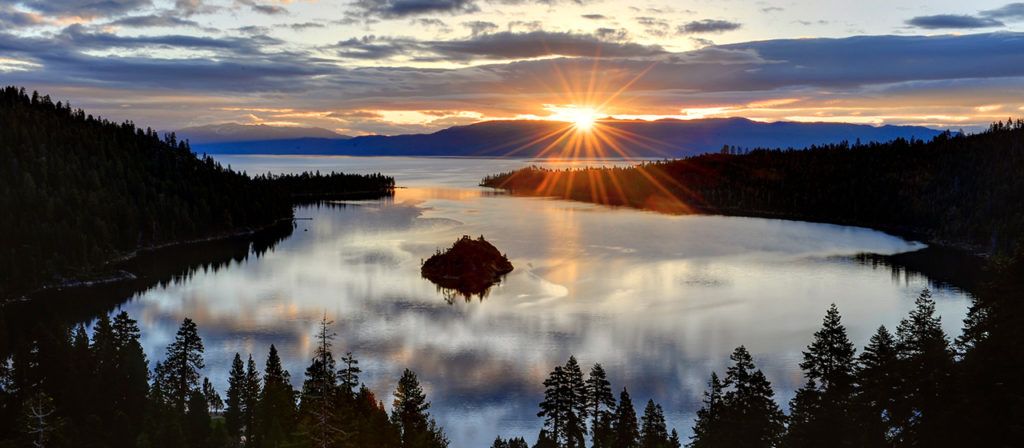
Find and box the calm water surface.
[119,156,969,447]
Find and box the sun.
[546,105,601,132]
[572,111,597,131]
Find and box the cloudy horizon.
[2,0,1024,135]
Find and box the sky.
[1,0,1023,135]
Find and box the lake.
[47,156,976,447]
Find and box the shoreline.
[2,218,296,305]
[485,186,991,258]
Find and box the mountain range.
[183,118,943,157]
[179,122,349,144]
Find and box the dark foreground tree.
[690,347,784,448]
[225,353,246,440]
[391,369,448,448]
[639,399,670,448]
[586,363,616,448]
[892,290,955,446]
[784,304,857,447]
[853,326,899,446]
[164,318,205,412]
[613,388,640,448]
[255,345,297,448]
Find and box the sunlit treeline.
[482,120,1024,260]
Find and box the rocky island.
[421,235,514,300]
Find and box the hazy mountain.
[178,122,349,144]
[191,118,942,157]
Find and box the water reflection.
[15,157,976,448]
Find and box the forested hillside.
[482,121,1024,259]
[0,87,393,299]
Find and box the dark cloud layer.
[351,0,480,18]
[906,14,1004,29]
[336,30,666,61]
[20,0,151,18]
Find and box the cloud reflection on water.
[118,158,969,447]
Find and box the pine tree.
[185,389,213,448]
[668,429,681,448]
[256,344,296,448]
[164,318,205,412]
[66,324,93,441]
[639,399,669,448]
[562,357,588,448]
[339,352,361,396]
[301,316,344,448]
[801,304,856,391]
[225,353,246,440]
[586,363,616,448]
[22,390,61,448]
[612,388,639,448]
[537,357,588,448]
[538,365,566,446]
[533,430,557,448]
[243,354,262,445]
[893,290,954,446]
[688,372,724,448]
[203,377,224,413]
[391,369,447,448]
[711,346,786,448]
[112,312,149,435]
[784,304,857,447]
[854,326,899,447]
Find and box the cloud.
[0,5,47,28]
[980,3,1024,20]
[176,0,218,16]
[581,14,607,20]
[3,29,1023,133]
[635,16,670,37]
[350,0,479,19]
[678,19,742,34]
[594,27,629,41]
[284,21,326,30]
[109,14,201,28]
[463,20,498,36]
[236,0,289,15]
[906,14,1003,29]
[506,20,542,32]
[336,30,666,61]
[19,0,151,19]
[689,37,714,48]
[52,23,283,54]
[412,17,451,33]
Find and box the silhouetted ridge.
[192,118,941,157]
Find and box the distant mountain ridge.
[179,122,348,144]
[190,118,943,157]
